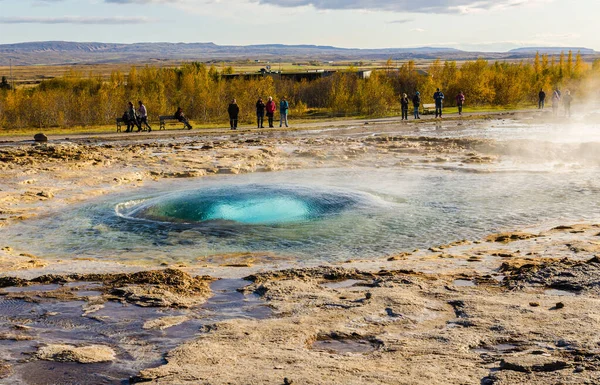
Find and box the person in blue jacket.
[279,96,289,127]
[433,88,444,118]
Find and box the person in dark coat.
[125,101,141,132]
[256,97,265,128]
[538,89,546,109]
[400,93,409,120]
[433,88,444,118]
[174,107,192,129]
[412,91,421,119]
[228,98,240,130]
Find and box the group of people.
[539,88,573,117]
[122,101,153,132]
[399,89,465,120]
[122,102,193,132]
[228,96,290,130]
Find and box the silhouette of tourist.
[412,91,421,119]
[400,93,409,120]
[266,96,276,128]
[279,96,289,127]
[228,98,240,130]
[552,89,561,117]
[125,101,141,132]
[174,107,192,129]
[137,101,152,132]
[456,91,465,116]
[538,89,546,109]
[433,88,444,118]
[563,90,573,117]
[256,97,265,128]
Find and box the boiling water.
[4,166,600,264]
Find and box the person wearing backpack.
[412,91,421,119]
[400,93,409,120]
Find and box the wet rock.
[0,276,28,288]
[143,316,190,330]
[501,257,600,292]
[0,363,11,379]
[33,133,48,142]
[36,344,116,364]
[36,191,54,198]
[486,232,538,243]
[499,355,570,373]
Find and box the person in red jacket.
[265,96,276,128]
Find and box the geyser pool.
[4,167,600,264]
[118,185,360,225]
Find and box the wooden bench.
[116,117,125,132]
[422,103,436,114]
[159,115,186,130]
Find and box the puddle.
[312,338,381,354]
[202,279,272,320]
[472,343,521,355]
[544,289,578,297]
[0,278,271,384]
[452,279,475,287]
[321,279,367,289]
[2,284,61,293]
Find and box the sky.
[0,0,596,52]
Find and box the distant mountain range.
[0,41,597,66]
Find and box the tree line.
[0,52,599,129]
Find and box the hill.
[0,41,596,66]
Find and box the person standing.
[538,89,546,109]
[256,97,265,128]
[228,98,240,130]
[279,96,289,127]
[400,93,409,120]
[563,90,573,117]
[552,89,561,117]
[125,101,141,132]
[265,96,276,128]
[137,100,152,132]
[412,91,421,119]
[455,91,465,116]
[174,107,193,129]
[433,88,444,118]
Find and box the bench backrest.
[422,103,436,108]
[159,115,177,120]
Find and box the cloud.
[0,16,155,24]
[410,28,425,32]
[255,0,551,14]
[388,18,413,24]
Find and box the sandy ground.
[1,110,600,384]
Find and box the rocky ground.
[1,113,600,384]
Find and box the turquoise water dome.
[122,184,360,226]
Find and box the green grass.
[0,104,538,137]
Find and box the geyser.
[118,184,362,225]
